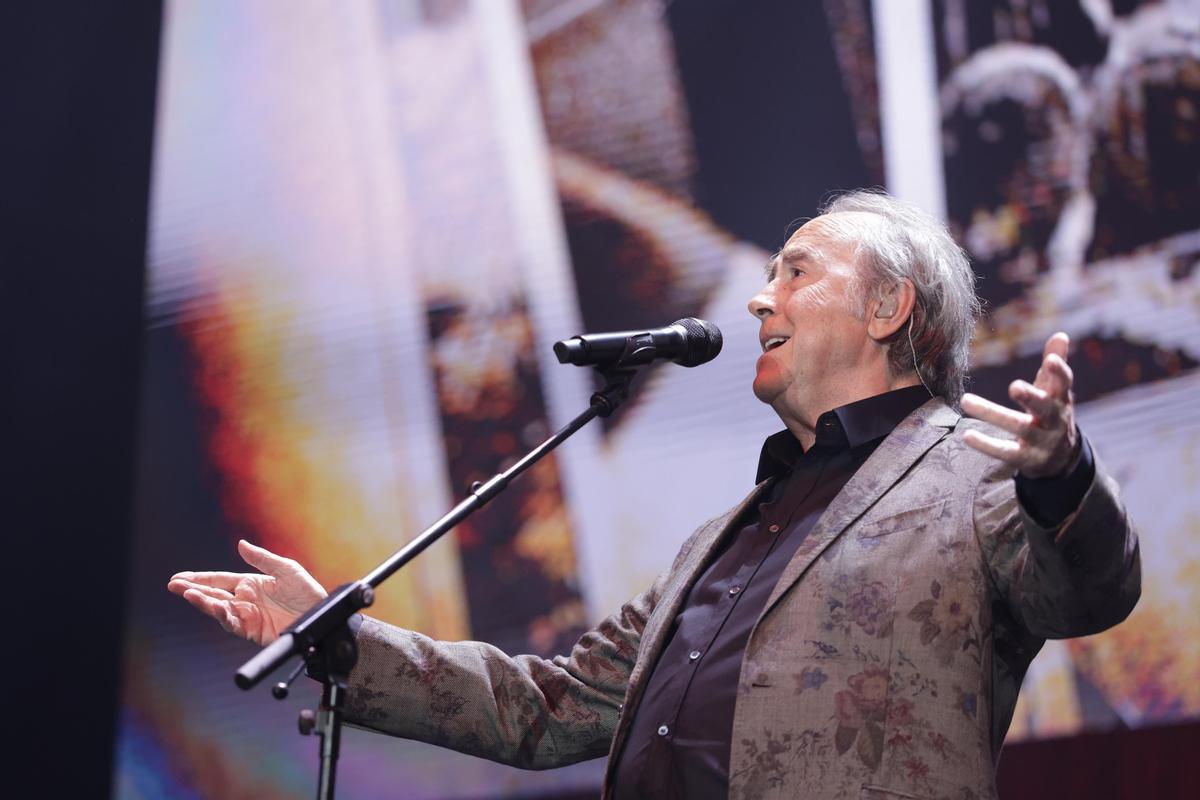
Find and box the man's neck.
[777,374,923,450]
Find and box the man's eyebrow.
[763,244,819,279]
[778,243,819,263]
[763,253,780,280]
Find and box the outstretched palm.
[961,331,1080,479]
[167,539,327,645]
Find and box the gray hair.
[817,189,981,405]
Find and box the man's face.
[747,214,875,429]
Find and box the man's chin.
[751,376,782,405]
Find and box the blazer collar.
[755,385,935,483]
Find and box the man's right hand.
[167,539,328,645]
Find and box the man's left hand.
[960,332,1080,479]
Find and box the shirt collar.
[755,385,933,483]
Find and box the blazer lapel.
[757,398,960,621]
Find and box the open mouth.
[762,336,789,353]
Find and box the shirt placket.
[658,451,830,746]
[650,528,772,749]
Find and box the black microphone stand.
[234,364,640,800]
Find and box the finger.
[238,539,292,576]
[217,603,245,638]
[961,393,1034,438]
[168,570,246,592]
[1035,333,1071,395]
[179,586,264,640]
[962,429,1026,466]
[180,586,233,621]
[1041,353,1074,400]
[1043,331,1069,362]
[1009,380,1060,424]
[168,578,234,601]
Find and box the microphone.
[553,318,723,368]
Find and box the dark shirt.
[610,387,1093,799]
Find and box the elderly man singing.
[169,190,1139,800]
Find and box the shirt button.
[657,724,670,736]
[689,650,701,660]
[768,524,780,533]
[729,585,742,596]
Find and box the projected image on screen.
[116,1,1198,797]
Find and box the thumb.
[238,539,291,575]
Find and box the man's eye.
[790,267,804,279]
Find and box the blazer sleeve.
[338,526,708,770]
[971,435,1141,639]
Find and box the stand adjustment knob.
[272,658,309,700]
[298,708,316,736]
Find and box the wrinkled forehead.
[790,211,881,247]
[768,213,874,277]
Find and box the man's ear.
[867,280,917,342]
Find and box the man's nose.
[748,286,775,320]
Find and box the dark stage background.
[3,2,160,797]
[5,1,1199,798]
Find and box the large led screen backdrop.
[117,1,1200,797]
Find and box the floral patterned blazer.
[343,399,1140,800]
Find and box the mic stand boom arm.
[234,365,640,800]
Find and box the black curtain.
[1,2,162,795]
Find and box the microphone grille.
[673,318,723,367]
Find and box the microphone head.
[672,318,723,367]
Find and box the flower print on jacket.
[907,579,982,666]
[824,573,896,639]
[833,666,891,768]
